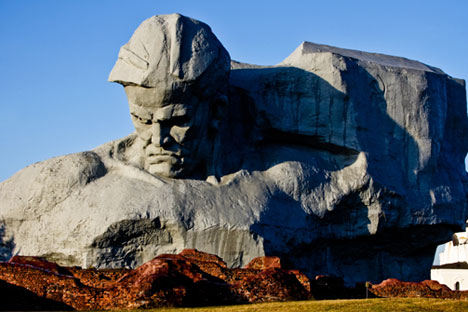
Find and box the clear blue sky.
[1,0,467,182]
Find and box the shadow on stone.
[0,223,14,262]
[236,64,459,285]
[0,279,73,311]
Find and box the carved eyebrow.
[154,105,191,121]
[129,106,152,120]
[163,115,191,125]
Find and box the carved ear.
[210,95,228,130]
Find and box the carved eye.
[168,115,191,127]
[131,113,152,125]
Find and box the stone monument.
[0,13,467,285]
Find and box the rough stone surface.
[370,278,468,299]
[0,14,467,286]
[245,256,282,270]
[0,250,310,309]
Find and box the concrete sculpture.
[0,13,467,285]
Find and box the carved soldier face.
[110,14,230,178]
[124,82,212,178]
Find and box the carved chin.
[147,162,185,178]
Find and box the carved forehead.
[124,84,200,107]
[124,85,168,108]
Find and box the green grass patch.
[118,298,468,312]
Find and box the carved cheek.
[169,126,190,144]
[132,121,152,141]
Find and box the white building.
[431,222,468,291]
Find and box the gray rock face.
[0,14,467,285]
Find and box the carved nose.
[151,123,171,146]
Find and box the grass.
[120,298,468,312]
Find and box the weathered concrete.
[0,14,467,286]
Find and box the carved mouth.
[147,154,180,163]
[144,144,186,168]
[145,152,184,166]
